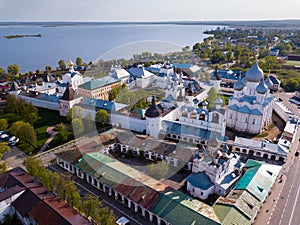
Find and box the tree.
[71,118,84,135]
[99,207,115,225]
[0,119,8,131]
[5,94,38,124]
[83,116,95,134]
[65,180,82,210]
[66,106,84,122]
[10,121,37,147]
[82,194,102,222]
[285,78,299,92]
[45,65,51,72]
[108,89,117,101]
[0,68,4,75]
[95,110,109,127]
[207,87,218,108]
[0,142,10,159]
[23,156,44,176]
[57,123,68,141]
[58,59,66,70]
[76,57,83,66]
[0,162,8,174]
[7,64,20,77]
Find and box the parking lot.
[273,91,300,117]
[0,130,19,146]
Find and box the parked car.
[116,216,130,225]
[8,136,19,146]
[0,134,10,141]
[278,98,283,102]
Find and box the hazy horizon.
[0,0,299,22]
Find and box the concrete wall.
[18,95,59,111]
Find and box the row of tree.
[0,57,88,79]
[6,95,39,124]
[58,57,89,71]
[23,157,115,225]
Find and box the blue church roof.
[187,172,214,190]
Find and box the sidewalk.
[38,126,58,153]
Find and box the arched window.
[212,113,219,123]
[182,111,188,117]
[199,113,205,121]
[252,119,255,124]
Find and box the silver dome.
[216,98,223,105]
[233,79,244,91]
[245,61,264,82]
[202,101,208,106]
[241,76,247,85]
[265,76,273,89]
[256,80,268,94]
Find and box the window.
[212,113,219,123]
[253,119,255,124]
[245,118,248,123]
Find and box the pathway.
[38,131,58,153]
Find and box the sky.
[0,0,299,22]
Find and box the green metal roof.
[213,204,251,225]
[78,76,120,90]
[74,153,220,224]
[151,190,220,225]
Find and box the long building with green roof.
[56,150,220,225]
[56,147,281,225]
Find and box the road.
[255,91,300,225]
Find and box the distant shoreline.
[4,34,42,39]
[1,20,300,29]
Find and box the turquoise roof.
[78,76,120,90]
[234,159,281,202]
[187,172,214,190]
[173,63,192,69]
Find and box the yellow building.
[78,76,120,100]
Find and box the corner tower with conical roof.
[145,96,162,138]
[59,82,83,116]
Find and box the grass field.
[283,60,300,67]
[18,108,67,154]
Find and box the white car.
[1,134,9,141]
[116,216,130,225]
[8,136,19,146]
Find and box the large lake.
[0,24,218,72]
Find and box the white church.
[226,61,275,134]
[187,138,242,200]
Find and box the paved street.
[2,146,27,170]
[255,91,300,225]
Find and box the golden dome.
[68,60,74,67]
